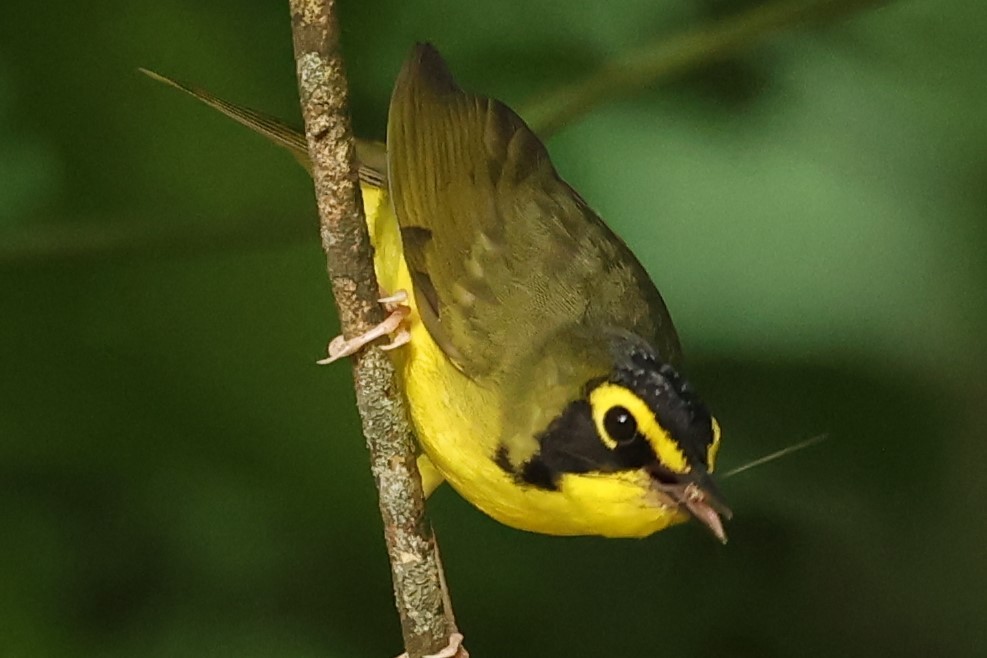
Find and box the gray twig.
[286,2,456,656]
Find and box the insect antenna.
[721,433,829,479]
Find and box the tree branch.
[286,2,454,657]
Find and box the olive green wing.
[387,44,680,380]
[139,68,387,188]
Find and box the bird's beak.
[651,470,732,543]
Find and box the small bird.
[141,43,731,542]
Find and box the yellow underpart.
[416,454,445,498]
[360,183,686,538]
[588,383,688,473]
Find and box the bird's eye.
[603,406,638,444]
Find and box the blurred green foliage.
[1,0,985,656]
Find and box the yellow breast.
[361,185,686,538]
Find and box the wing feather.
[387,45,680,380]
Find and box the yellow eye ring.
[588,383,688,473]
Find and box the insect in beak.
[651,469,733,543]
[679,478,733,544]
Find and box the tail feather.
[139,68,387,188]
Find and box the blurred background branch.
[523,0,890,135]
[0,214,311,267]
[0,0,886,266]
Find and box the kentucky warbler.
[142,43,730,541]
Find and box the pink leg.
[316,290,411,365]
[397,633,467,658]
[378,290,408,307]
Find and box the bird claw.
[378,290,409,307]
[396,633,467,658]
[380,328,411,352]
[316,290,411,365]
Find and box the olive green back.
[386,44,681,381]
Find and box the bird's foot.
[397,633,467,658]
[317,289,411,365]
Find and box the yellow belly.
[362,185,686,538]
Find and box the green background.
[1,0,984,656]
